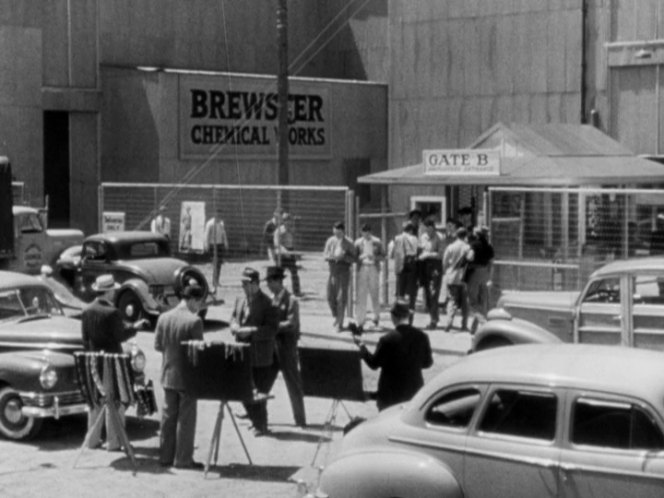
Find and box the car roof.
[592,257,664,278]
[12,205,38,215]
[85,231,167,244]
[411,344,664,411]
[0,270,43,289]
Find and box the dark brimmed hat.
[183,283,205,299]
[241,267,260,283]
[390,300,411,319]
[408,209,422,218]
[265,266,286,280]
[92,274,120,293]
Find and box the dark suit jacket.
[360,323,433,410]
[81,298,136,354]
[231,290,278,368]
[154,304,204,391]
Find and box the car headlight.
[131,348,146,373]
[39,365,58,390]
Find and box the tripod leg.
[108,403,137,475]
[213,403,224,466]
[339,400,353,421]
[226,403,252,465]
[205,403,224,477]
[310,399,338,467]
[74,405,106,469]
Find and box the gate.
[488,187,664,295]
[99,183,352,258]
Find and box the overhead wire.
[135,0,373,228]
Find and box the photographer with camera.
[351,301,433,411]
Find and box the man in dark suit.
[264,266,306,428]
[353,300,433,411]
[230,267,279,436]
[154,282,205,469]
[81,274,148,451]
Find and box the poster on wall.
[179,74,331,159]
[178,201,206,253]
[102,211,125,232]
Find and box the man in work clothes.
[352,301,433,411]
[150,204,172,240]
[443,227,471,331]
[81,274,149,451]
[230,267,279,436]
[323,222,356,332]
[204,211,228,289]
[273,213,302,296]
[388,221,419,321]
[264,266,307,428]
[354,223,385,330]
[419,218,445,329]
[154,283,205,469]
[466,226,495,333]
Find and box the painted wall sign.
[423,149,500,176]
[179,75,331,159]
[102,211,125,232]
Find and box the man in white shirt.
[442,227,471,331]
[354,224,385,330]
[204,211,228,288]
[388,221,419,323]
[151,205,171,240]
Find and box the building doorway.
[43,111,70,228]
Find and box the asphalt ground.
[0,252,471,497]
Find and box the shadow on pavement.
[267,429,326,443]
[203,318,228,331]
[213,463,301,482]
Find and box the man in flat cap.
[352,300,432,411]
[230,267,279,436]
[264,266,306,428]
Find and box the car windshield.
[0,287,64,321]
[115,240,171,259]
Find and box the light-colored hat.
[92,274,120,292]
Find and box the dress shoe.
[426,322,437,330]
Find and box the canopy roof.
[359,123,664,186]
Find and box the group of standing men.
[321,207,494,334]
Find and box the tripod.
[310,398,353,467]
[204,401,253,477]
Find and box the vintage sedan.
[56,231,219,323]
[314,344,664,498]
[0,271,146,439]
[472,257,664,352]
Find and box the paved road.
[0,253,472,497]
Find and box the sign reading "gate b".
[423,149,500,176]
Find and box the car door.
[77,241,110,301]
[389,385,485,484]
[463,385,561,498]
[560,394,664,497]
[574,275,624,345]
[630,272,664,351]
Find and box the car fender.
[318,450,463,498]
[117,278,159,313]
[0,350,74,392]
[471,309,563,352]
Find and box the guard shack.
[358,123,664,299]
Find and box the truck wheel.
[118,291,145,322]
[0,386,42,440]
[476,336,512,351]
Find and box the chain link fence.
[488,187,664,295]
[99,183,352,259]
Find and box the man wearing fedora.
[352,300,432,411]
[264,266,306,428]
[230,267,279,436]
[154,281,206,469]
[81,274,149,451]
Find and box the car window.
[0,290,24,321]
[18,213,43,234]
[425,387,482,428]
[125,241,169,259]
[582,277,620,304]
[572,397,664,450]
[632,274,664,305]
[82,242,107,262]
[479,389,557,440]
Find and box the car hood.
[0,314,83,349]
[116,258,187,283]
[498,290,579,311]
